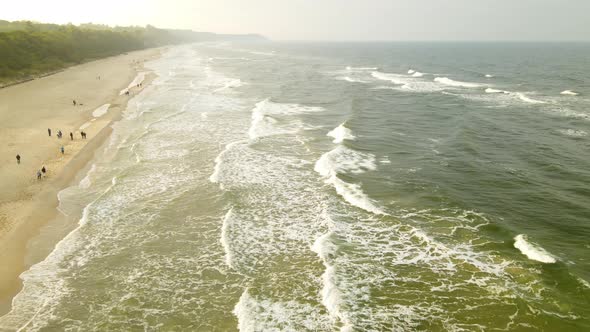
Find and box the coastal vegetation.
[0,20,265,85]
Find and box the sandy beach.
[0,48,161,313]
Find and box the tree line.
[0,20,265,85]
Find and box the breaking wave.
[327,123,356,144]
[315,146,385,215]
[434,77,483,88]
[514,234,557,263]
[248,99,325,140]
[561,90,579,96]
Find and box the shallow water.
[1,42,589,331]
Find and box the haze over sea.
[1,42,589,331]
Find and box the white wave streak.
[434,77,483,88]
[311,225,354,331]
[371,71,443,93]
[409,70,424,77]
[327,124,356,144]
[552,108,590,120]
[514,234,557,263]
[0,177,118,330]
[209,141,245,184]
[485,88,510,94]
[560,90,579,96]
[233,290,329,331]
[248,99,325,140]
[515,93,545,104]
[337,76,367,83]
[346,66,378,71]
[371,71,407,85]
[315,146,385,215]
[558,129,588,137]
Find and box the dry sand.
[0,48,161,313]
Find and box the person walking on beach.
[37,170,42,180]
[73,100,77,106]
[70,132,74,140]
[60,146,65,155]
[48,128,52,137]
[16,154,21,164]
[57,130,62,139]
[41,166,46,174]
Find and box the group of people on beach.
[15,124,89,181]
[48,128,87,141]
[14,74,139,181]
[16,152,47,180]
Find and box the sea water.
[1,42,589,331]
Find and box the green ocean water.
[1,42,589,331]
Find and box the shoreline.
[0,49,162,315]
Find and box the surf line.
[316,125,388,216]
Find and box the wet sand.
[0,48,161,314]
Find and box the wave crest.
[327,124,356,144]
[514,234,556,263]
[434,77,483,88]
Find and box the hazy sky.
[3,0,589,41]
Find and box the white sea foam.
[578,277,590,289]
[560,90,579,96]
[315,146,376,176]
[329,176,385,215]
[558,129,588,137]
[371,71,407,85]
[1,175,120,330]
[514,234,557,264]
[92,104,110,118]
[248,99,324,140]
[515,93,545,104]
[346,66,378,71]
[372,71,443,93]
[411,71,424,77]
[327,124,356,144]
[311,231,353,331]
[551,108,590,120]
[485,88,510,94]
[407,69,416,74]
[209,141,245,184]
[233,290,329,331]
[434,77,483,88]
[337,76,367,83]
[485,74,494,78]
[315,146,385,215]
